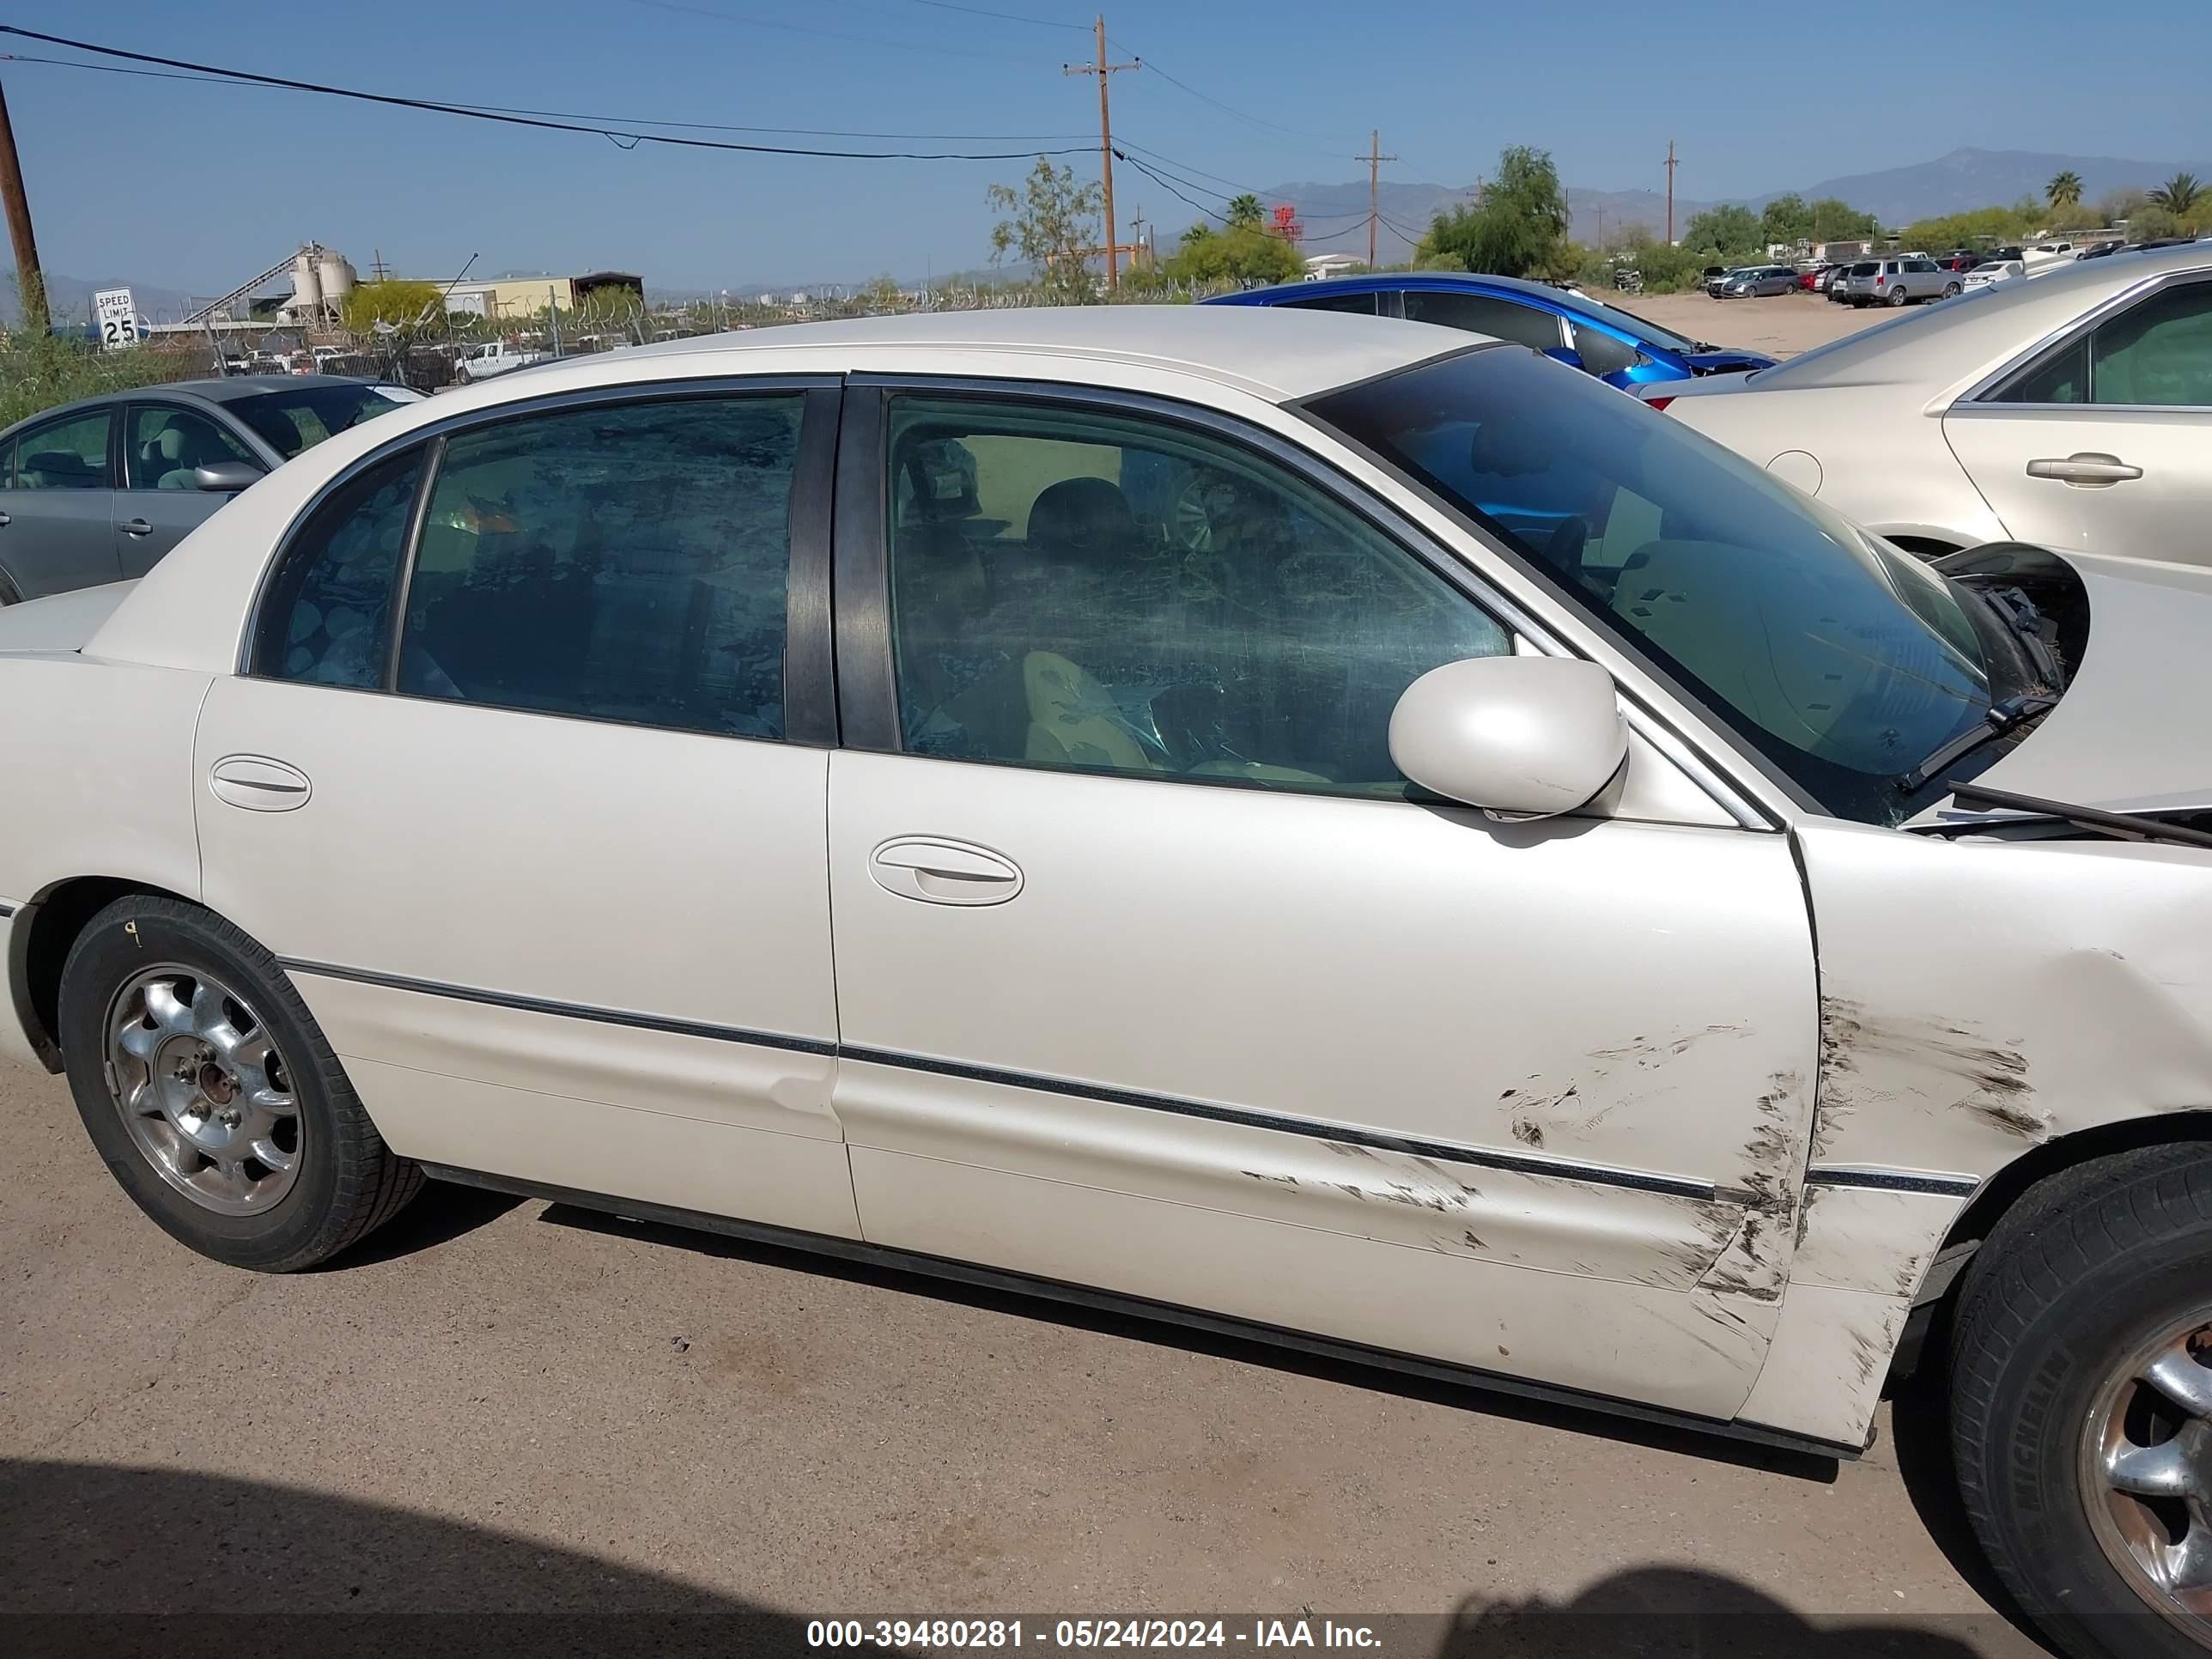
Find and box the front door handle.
[868,836,1023,906]
[208,754,312,811]
[118,517,155,537]
[2026,453,2143,487]
[0,510,10,527]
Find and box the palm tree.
[1225,193,1264,229]
[2046,170,2082,210]
[2148,172,2203,216]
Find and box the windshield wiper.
[1898,693,2057,793]
[1972,583,2064,686]
[1941,781,2212,851]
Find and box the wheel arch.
[8,876,204,1072]
[1947,1112,2212,1258]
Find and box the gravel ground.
[0,1058,2059,1657]
[1612,287,1899,358]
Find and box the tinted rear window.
[1850,262,1879,276]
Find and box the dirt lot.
[1620,288,1894,359]
[0,1060,2057,1657]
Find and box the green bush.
[0,332,210,431]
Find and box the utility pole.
[1356,129,1398,270]
[1064,16,1136,291]
[0,74,48,333]
[1664,139,1679,245]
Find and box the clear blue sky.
[1,0,2203,299]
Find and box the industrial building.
[436,271,646,319]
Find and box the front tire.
[58,896,422,1272]
[1951,1145,2212,1659]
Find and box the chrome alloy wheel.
[104,966,301,1214]
[2083,1313,2212,1642]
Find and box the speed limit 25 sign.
[94,288,137,350]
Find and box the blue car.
[1204,273,1777,389]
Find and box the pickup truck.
[456,341,549,381]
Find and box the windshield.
[1560,293,1702,354]
[1307,347,1999,823]
[228,385,402,459]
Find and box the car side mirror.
[1540,345,1584,371]
[192,461,262,493]
[1389,656,1628,819]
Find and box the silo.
[317,249,357,307]
[289,247,322,318]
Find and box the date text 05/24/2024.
[807,1620,1382,1650]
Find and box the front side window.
[13,410,110,490]
[1310,346,2005,824]
[1569,322,1642,379]
[397,396,801,739]
[126,406,258,489]
[884,396,1509,795]
[1401,290,1562,352]
[255,447,424,689]
[226,385,401,459]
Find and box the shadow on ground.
[1442,1566,2039,1657]
[0,1458,806,1657]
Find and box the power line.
[886,0,1088,28]
[0,52,1091,142]
[1114,149,1226,226]
[1109,46,1352,143]
[0,27,1091,161]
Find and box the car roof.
[1753,240,2212,389]
[0,374,387,441]
[501,306,1465,404]
[1212,270,1584,313]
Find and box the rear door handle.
[868,836,1023,906]
[118,517,155,537]
[208,755,312,811]
[2026,453,2142,487]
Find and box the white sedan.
[1642,241,2212,562]
[3,308,2211,1659]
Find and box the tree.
[1417,145,1570,278]
[2126,204,2185,241]
[1808,197,1879,241]
[341,279,445,331]
[2148,172,2203,225]
[1759,193,1811,246]
[1679,203,1763,261]
[2047,170,2083,210]
[1163,221,1304,286]
[1224,193,1263,229]
[988,157,1104,304]
[860,274,903,313]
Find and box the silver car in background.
[1717,264,1798,298]
[1843,257,1962,307]
[1641,242,2212,561]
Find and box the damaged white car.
[3,309,2209,1659]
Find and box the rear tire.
[1888,284,1911,307]
[58,896,422,1272]
[1951,1144,2212,1659]
[1944,281,1964,297]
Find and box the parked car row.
[3,301,2211,1659]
